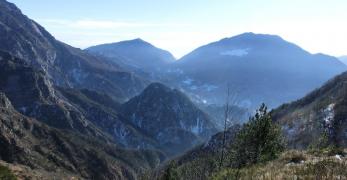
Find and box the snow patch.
[335,154,342,161]
[182,78,193,85]
[220,48,250,57]
[323,103,335,127]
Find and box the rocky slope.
[121,83,218,156]
[58,87,161,151]
[0,49,218,162]
[0,0,147,102]
[0,50,107,138]
[272,71,347,148]
[0,92,164,179]
[173,32,346,108]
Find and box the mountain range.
[1,0,347,179]
[172,33,346,108]
[88,33,346,111]
[0,0,216,178]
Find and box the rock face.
[0,0,147,102]
[0,92,164,179]
[173,32,346,108]
[86,39,175,75]
[0,50,99,135]
[272,71,347,148]
[58,87,161,151]
[121,83,218,155]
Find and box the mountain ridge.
[172,32,346,108]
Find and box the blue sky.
[9,0,347,58]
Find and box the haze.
[9,0,347,58]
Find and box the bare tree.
[219,85,230,169]
[219,84,240,169]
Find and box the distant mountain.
[0,0,147,102]
[121,83,218,155]
[172,32,347,108]
[86,39,176,76]
[273,71,347,148]
[339,56,347,65]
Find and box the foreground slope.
[174,32,346,108]
[273,71,347,148]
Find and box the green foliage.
[308,131,346,157]
[308,130,330,151]
[0,165,16,180]
[162,162,179,180]
[228,103,285,168]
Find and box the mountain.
[173,32,347,108]
[58,87,162,151]
[86,39,176,76]
[0,50,107,137]
[0,48,168,158]
[272,71,347,148]
[0,0,147,102]
[339,56,347,65]
[121,83,218,156]
[0,92,164,179]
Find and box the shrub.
[228,103,285,168]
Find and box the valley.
[1,0,347,179]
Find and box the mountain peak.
[115,38,151,46]
[86,39,176,71]
[220,32,284,44]
[143,82,172,93]
[122,82,217,155]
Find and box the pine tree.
[229,103,285,168]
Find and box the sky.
[9,0,347,58]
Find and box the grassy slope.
[213,150,347,180]
[0,164,16,180]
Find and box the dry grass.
[213,150,347,180]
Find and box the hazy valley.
[1,0,347,179]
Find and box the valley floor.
[213,149,347,180]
